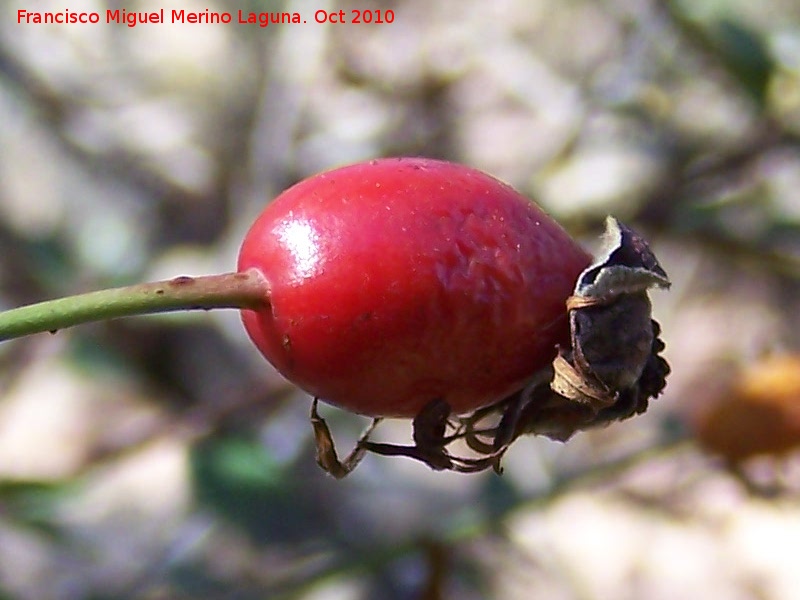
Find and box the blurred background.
[1,0,800,598]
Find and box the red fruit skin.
[238,158,591,418]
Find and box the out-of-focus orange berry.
[693,354,800,464]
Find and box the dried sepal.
[553,217,670,407]
[361,399,508,473]
[483,219,671,451]
[550,353,616,408]
[311,398,382,479]
[573,216,670,300]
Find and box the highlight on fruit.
[0,157,671,478]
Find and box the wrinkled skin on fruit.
[238,158,591,417]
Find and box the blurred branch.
[0,45,188,207]
[0,40,264,246]
[640,123,800,280]
[267,431,691,598]
[683,229,800,280]
[659,0,775,106]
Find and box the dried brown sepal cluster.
[313,217,671,478]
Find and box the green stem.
[0,269,270,342]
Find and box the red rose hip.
[238,158,591,418]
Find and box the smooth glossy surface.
[239,158,591,417]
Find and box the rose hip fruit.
[238,157,591,418]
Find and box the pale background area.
[1,0,800,598]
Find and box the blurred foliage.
[191,432,323,544]
[1,0,800,599]
[668,0,775,104]
[0,479,72,538]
